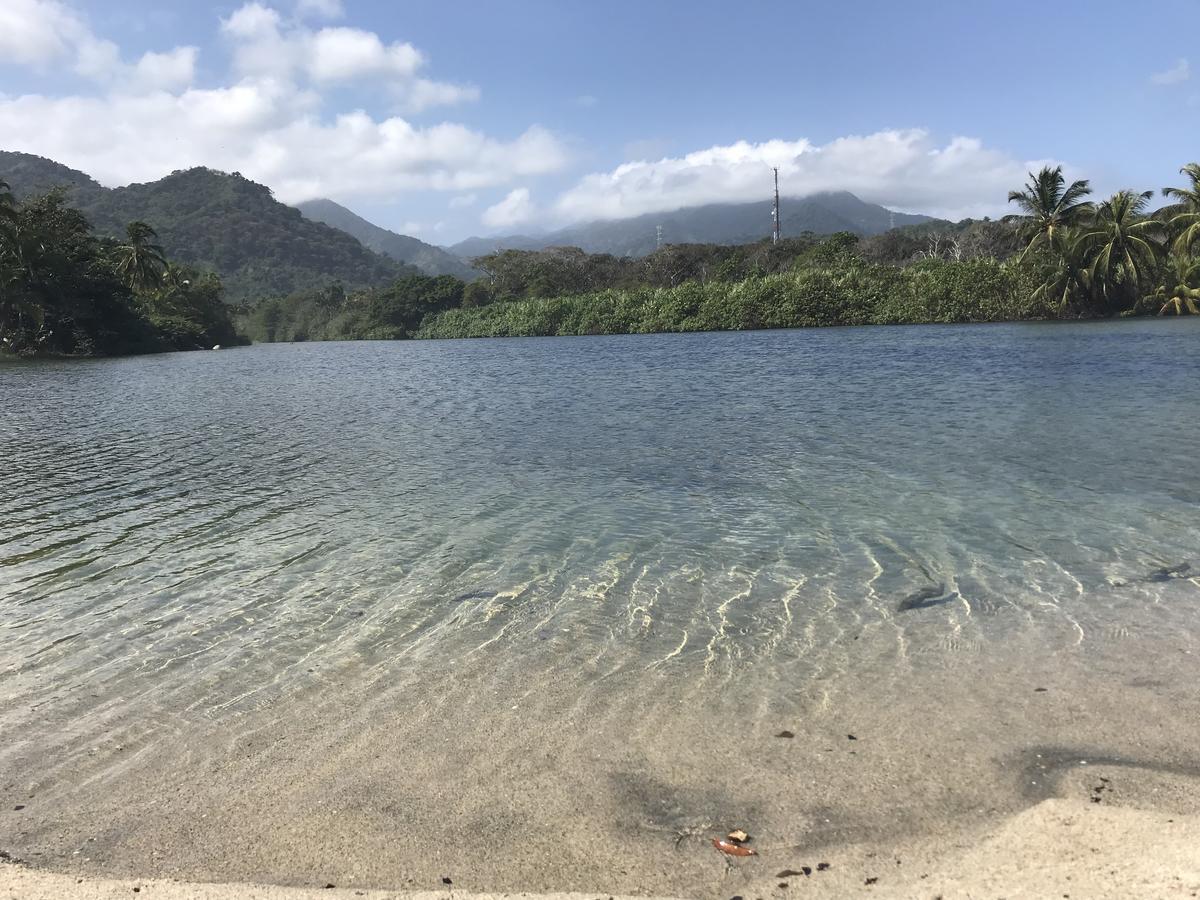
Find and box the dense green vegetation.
[0,182,242,356]
[240,274,464,343]
[411,163,1200,338]
[8,155,1199,356]
[0,153,409,302]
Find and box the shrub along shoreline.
[413,258,1050,339]
[251,162,1200,345]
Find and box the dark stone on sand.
[13,805,24,811]
[817,862,830,871]
[777,870,803,877]
[1148,563,1191,582]
[452,590,495,602]
[897,583,955,612]
[323,884,335,890]
[442,877,453,885]
[865,876,879,885]
[775,730,795,738]
[1034,687,1048,692]
[801,866,812,876]
[847,734,858,741]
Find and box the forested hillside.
[0,153,408,301]
[297,198,477,280]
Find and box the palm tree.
[1161,162,1200,256]
[1145,253,1200,315]
[1031,230,1092,311]
[1007,165,1093,259]
[1078,190,1165,311]
[113,221,167,293]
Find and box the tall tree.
[0,179,14,224]
[1007,166,1093,259]
[1078,190,1165,311]
[1161,162,1200,257]
[113,221,167,293]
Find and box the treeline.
[0,182,243,356]
[249,161,1200,345]
[416,258,1049,339]
[241,227,1029,342]
[416,162,1200,338]
[239,274,465,343]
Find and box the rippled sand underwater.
[2,321,1199,893]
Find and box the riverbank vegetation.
[8,161,1199,355]
[244,162,1200,344]
[0,182,243,357]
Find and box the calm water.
[2,321,1200,726]
[3,320,1200,891]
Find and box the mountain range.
[2,150,944,300]
[449,192,937,259]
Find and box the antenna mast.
[772,167,781,244]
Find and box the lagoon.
[2,319,1200,895]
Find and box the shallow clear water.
[2,321,1200,891]
[2,321,1200,717]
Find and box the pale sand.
[4,610,1199,897]
[3,798,1199,899]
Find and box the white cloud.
[217,3,476,111]
[0,2,568,203]
[0,0,86,67]
[399,78,481,114]
[553,130,1057,223]
[308,27,422,82]
[131,47,198,91]
[1151,58,1190,86]
[296,0,344,19]
[483,188,537,228]
[449,193,478,208]
[220,2,282,39]
[0,0,195,92]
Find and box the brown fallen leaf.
[727,829,750,843]
[713,838,757,857]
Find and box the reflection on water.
[2,320,1199,763]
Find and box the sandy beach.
[5,621,1200,899]
[4,797,1199,898]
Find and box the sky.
[0,0,1197,245]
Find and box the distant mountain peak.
[296,198,477,280]
[449,192,937,259]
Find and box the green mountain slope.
[296,198,477,280]
[0,152,408,301]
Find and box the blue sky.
[1,0,1197,244]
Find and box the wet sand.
[3,623,1199,898]
[4,798,1199,898]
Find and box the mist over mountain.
[450,192,938,259]
[296,198,477,281]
